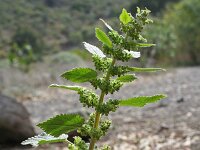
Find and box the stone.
[0,94,35,145]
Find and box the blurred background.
[0,0,199,149]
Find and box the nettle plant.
[22,8,166,150]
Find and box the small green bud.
[97,99,119,116]
[100,120,111,132]
[91,78,123,94]
[92,55,112,71]
[78,89,99,108]
[110,65,130,76]
[78,123,92,137]
[108,31,124,46]
[112,48,132,62]
[99,145,111,150]
[68,136,88,150]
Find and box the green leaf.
[136,43,155,48]
[128,67,166,72]
[116,74,137,82]
[61,68,97,83]
[37,114,85,137]
[119,8,132,25]
[21,132,68,147]
[49,84,83,92]
[119,94,167,107]
[95,28,112,48]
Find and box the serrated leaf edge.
[37,114,85,136]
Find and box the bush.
[142,18,176,66]
[129,0,180,15]
[164,0,200,65]
[8,44,34,71]
[11,27,44,60]
[142,0,200,66]
[8,27,45,71]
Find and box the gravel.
[5,67,200,150]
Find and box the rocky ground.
[2,67,200,150]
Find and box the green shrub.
[0,49,7,58]
[164,0,200,65]
[11,26,44,59]
[141,0,200,66]
[8,44,34,71]
[129,0,180,15]
[142,18,176,66]
[8,26,45,71]
[68,31,83,45]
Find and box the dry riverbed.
[3,67,200,150]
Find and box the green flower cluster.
[78,89,99,108]
[92,55,112,71]
[103,44,133,62]
[78,114,111,141]
[68,136,111,150]
[68,136,89,150]
[121,7,152,42]
[98,145,111,150]
[91,78,123,94]
[97,99,119,116]
[110,65,130,76]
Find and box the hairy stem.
[89,58,116,150]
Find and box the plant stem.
[89,58,116,150]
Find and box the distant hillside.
[0,0,179,57]
[0,0,131,53]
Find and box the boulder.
[0,95,35,145]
